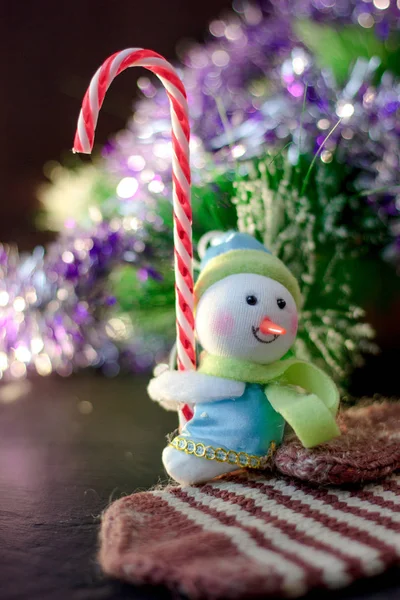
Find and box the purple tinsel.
[104,0,400,257]
[0,222,166,381]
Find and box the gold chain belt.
[169,436,276,470]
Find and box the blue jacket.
[180,383,285,455]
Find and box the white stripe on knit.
[259,478,400,564]
[366,489,400,505]
[212,480,383,577]
[185,485,352,589]
[326,488,400,521]
[152,489,308,597]
[364,474,400,505]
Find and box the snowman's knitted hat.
[194,231,302,309]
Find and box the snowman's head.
[195,273,298,364]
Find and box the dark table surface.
[0,373,399,600]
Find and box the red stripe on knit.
[200,483,363,581]
[101,488,284,598]
[244,479,397,568]
[292,482,400,533]
[171,487,318,592]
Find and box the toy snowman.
[148,232,340,486]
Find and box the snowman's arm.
[148,370,245,411]
[265,383,340,448]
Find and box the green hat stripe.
[194,249,302,308]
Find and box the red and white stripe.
[100,472,400,598]
[156,487,308,596]
[73,48,196,384]
[172,486,352,590]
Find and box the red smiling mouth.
[251,326,279,344]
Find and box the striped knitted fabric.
[99,402,400,598]
[100,471,400,599]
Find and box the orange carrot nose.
[259,317,286,336]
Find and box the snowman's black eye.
[277,298,286,309]
[246,295,258,306]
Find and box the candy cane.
[73,49,196,401]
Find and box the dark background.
[0,0,233,248]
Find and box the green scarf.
[198,352,340,448]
